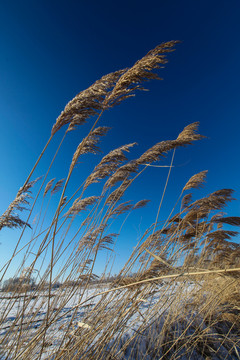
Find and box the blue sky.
[0,0,240,278]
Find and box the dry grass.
[0,41,240,359]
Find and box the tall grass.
[0,41,240,359]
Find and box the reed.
[0,41,239,360]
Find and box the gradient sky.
[0,0,240,278]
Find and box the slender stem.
[39,110,105,359]
[23,134,53,189]
[70,267,240,308]
[0,134,66,281]
[152,148,175,236]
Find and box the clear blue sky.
[0,0,240,277]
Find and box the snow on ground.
[0,285,109,359]
[0,281,196,359]
[1,281,236,359]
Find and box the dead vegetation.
[0,41,240,359]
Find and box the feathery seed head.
[181,194,192,209]
[133,199,151,210]
[189,189,235,212]
[106,160,138,187]
[51,70,126,136]
[51,179,65,195]
[84,143,137,189]
[71,126,110,171]
[212,216,240,227]
[137,140,178,164]
[70,126,110,171]
[104,41,179,108]
[176,122,204,143]
[183,170,208,191]
[79,225,106,249]
[111,201,133,216]
[106,179,131,204]
[65,196,99,216]
[138,122,204,165]
[0,177,41,231]
[43,178,56,197]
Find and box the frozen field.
[0,282,183,359]
[0,285,112,359]
[0,281,239,359]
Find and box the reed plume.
[65,196,100,216]
[43,178,56,197]
[183,170,208,191]
[84,143,137,189]
[1,41,240,360]
[70,126,110,171]
[137,122,204,165]
[51,70,127,136]
[104,41,179,108]
[0,178,40,231]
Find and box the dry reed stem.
[1,40,240,360]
